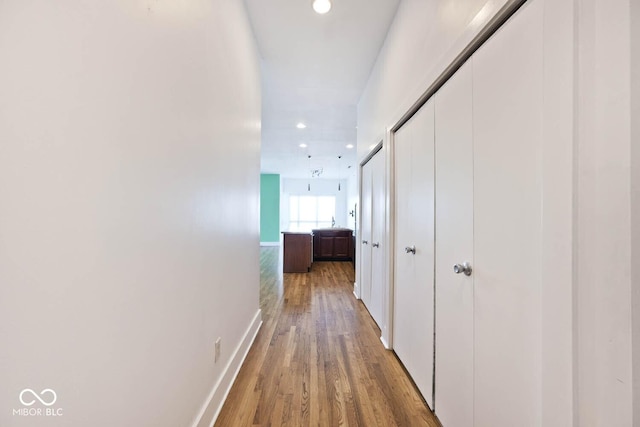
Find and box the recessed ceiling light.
[299,143,307,148]
[312,0,331,14]
[346,144,354,149]
[296,123,306,129]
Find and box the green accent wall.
[260,174,280,242]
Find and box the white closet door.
[369,150,385,327]
[472,1,543,425]
[360,162,373,305]
[434,61,474,426]
[393,99,435,408]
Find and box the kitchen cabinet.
[312,229,353,261]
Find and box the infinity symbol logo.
[19,389,57,407]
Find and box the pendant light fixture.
[337,155,342,191]
[312,0,332,14]
[308,155,311,191]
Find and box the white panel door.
[434,61,474,426]
[472,1,543,425]
[369,150,385,327]
[360,161,373,305]
[393,99,435,408]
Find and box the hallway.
[215,247,437,426]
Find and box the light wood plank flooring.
[215,247,438,427]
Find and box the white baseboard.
[380,335,391,350]
[192,309,263,427]
[259,242,280,247]
[353,281,360,299]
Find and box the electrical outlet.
[215,337,221,363]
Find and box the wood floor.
[215,247,439,427]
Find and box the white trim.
[353,281,360,299]
[192,309,263,427]
[259,242,280,247]
[380,335,391,350]
[383,129,395,349]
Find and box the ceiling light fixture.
[312,0,331,14]
[346,144,354,149]
[296,123,306,129]
[299,143,307,148]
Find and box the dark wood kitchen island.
[281,232,312,273]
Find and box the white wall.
[633,0,640,422]
[575,0,633,425]
[280,178,349,231]
[346,169,359,233]
[357,0,510,161]
[0,1,261,427]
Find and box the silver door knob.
[404,246,416,254]
[453,262,472,276]
[362,240,368,245]
[372,242,380,248]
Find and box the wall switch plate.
[215,337,221,363]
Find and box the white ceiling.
[244,0,400,179]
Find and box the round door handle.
[404,246,416,254]
[453,262,472,276]
[372,242,380,248]
[362,240,368,245]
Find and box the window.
[289,195,336,232]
